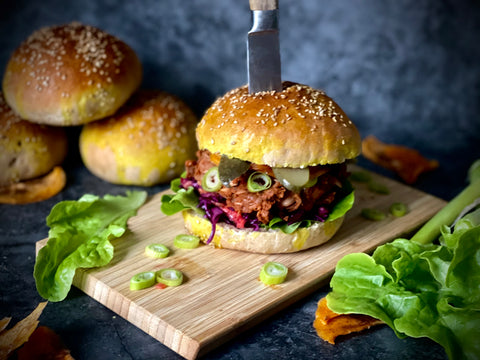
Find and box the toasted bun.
[2,22,142,126]
[79,90,198,186]
[196,82,361,168]
[182,210,344,254]
[0,93,67,186]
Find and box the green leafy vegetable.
[160,186,204,216]
[326,160,480,360]
[34,191,147,302]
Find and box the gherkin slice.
[218,155,251,186]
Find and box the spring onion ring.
[247,172,272,192]
[349,171,372,183]
[390,202,408,217]
[156,268,183,287]
[259,262,288,285]
[368,181,390,195]
[361,208,386,221]
[145,243,170,258]
[202,167,222,192]
[130,271,156,290]
[174,234,200,249]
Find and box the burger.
[161,81,361,254]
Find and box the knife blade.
[247,0,282,93]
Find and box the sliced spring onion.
[156,268,183,287]
[368,181,390,195]
[390,202,408,217]
[247,172,272,192]
[145,243,170,258]
[202,167,222,192]
[219,155,251,186]
[130,271,156,290]
[259,262,288,285]
[361,208,386,221]
[272,167,310,192]
[174,234,200,249]
[349,171,372,183]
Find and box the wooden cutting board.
[36,166,446,359]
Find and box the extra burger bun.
[183,210,345,254]
[2,22,142,126]
[79,90,198,186]
[196,81,361,168]
[0,92,67,186]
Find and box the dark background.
[0,1,479,359]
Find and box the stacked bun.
[0,93,67,186]
[2,22,142,126]
[1,22,198,197]
[79,90,198,186]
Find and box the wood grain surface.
[36,166,446,359]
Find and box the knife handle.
[249,0,278,11]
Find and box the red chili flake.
[155,283,167,289]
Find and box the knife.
[247,0,282,93]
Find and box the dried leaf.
[0,166,66,204]
[0,302,47,360]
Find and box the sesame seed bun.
[2,22,142,126]
[182,210,345,254]
[0,92,67,186]
[196,81,361,168]
[79,89,198,186]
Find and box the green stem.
[411,181,480,245]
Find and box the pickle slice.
[156,268,183,287]
[272,167,310,192]
[218,155,251,186]
[259,262,288,285]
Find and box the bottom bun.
[182,210,344,254]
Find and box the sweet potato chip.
[0,302,47,360]
[313,297,383,344]
[362,135,439,184]
[17,326,74,360]
[0,166,66,205]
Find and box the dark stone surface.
[1,0,479,359]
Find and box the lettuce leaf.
[34,191,147,302]
[161,186,204,216]
[327,208,480,360]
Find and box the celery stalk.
[411,180,480,244]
